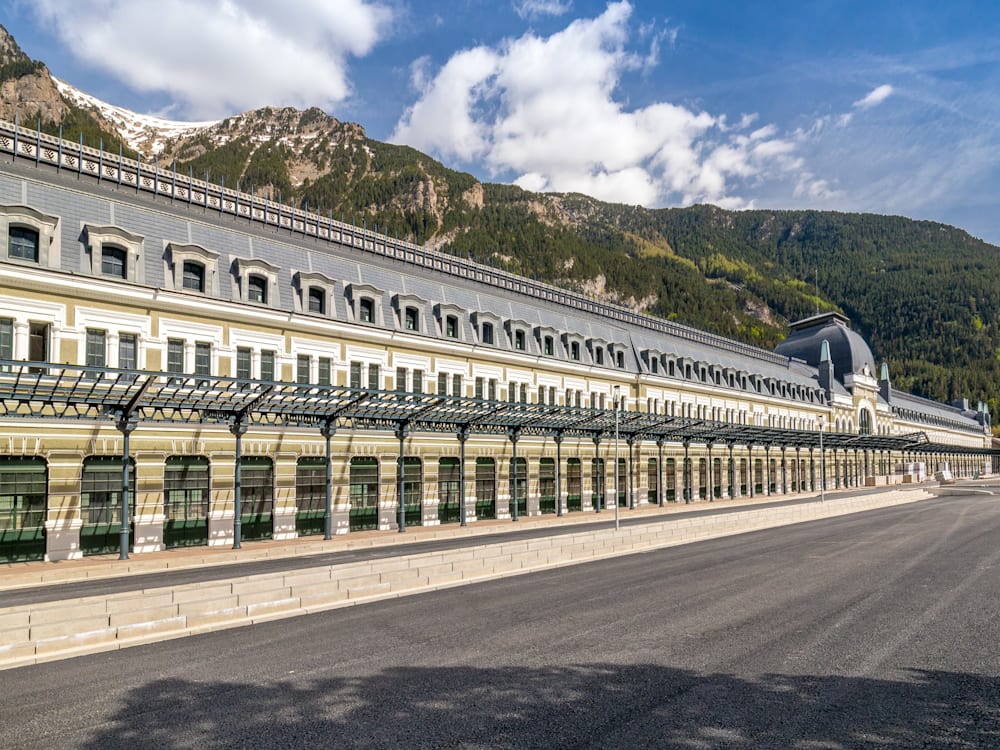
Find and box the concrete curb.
[0,488,933,670]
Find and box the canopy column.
[116,416,137,560]
[396,422,409,533]
[509,427,521,522]
[230,417,249,549]
[320,420,335,540]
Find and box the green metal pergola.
[0,361,992,559]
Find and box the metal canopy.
[0,361,992,455]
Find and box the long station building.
[0,120,993,563]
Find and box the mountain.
[1,24,998,417]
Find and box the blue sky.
[5,0,1000,243]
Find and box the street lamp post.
[614,385,620,531]
[819,416,826,502]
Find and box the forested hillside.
[2,23,998,414]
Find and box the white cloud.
[392,1,807,209]
[853,84,894,110]
[25,0,393,119]
[513,0,573,19]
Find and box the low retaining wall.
[0,489,932,670]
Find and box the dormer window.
[1,205,61,268]
[405,306,420,331]
[247,274,267,304]
[9,226,39,261]
[616,351,624,368]
[482,322,494,345]
[234,257,279,306]
[183,261,205,292]
[359,297,375,323]
[85,224,143,282]
[308,287,326,314]
[348,283,384,326]
[446,315,459,338]
[293,271,336,317]
[543,336,554,356]
[101,245,127,278]
[595,348,604,366]
[650,357,658,374]
[570,341,580,360]
[514,330,526,351]
[167,243,218,295]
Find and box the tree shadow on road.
[73,663,999,749]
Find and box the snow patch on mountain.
[52,77,218,155]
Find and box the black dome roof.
[775,312,876,379]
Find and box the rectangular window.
[544,336,554,356]
[118,333,137,370]
[317,357,331,386]
[489,379,497,401]
[397,366,408,392]
[538,386,545,405]
[167,338,184,380]
[412,368,423,393]
[0,457,47,532]
[570,341,580,360]
[350,362,362,389]
[163,456,209,522]
[194,342,211,379]
[236,347,252,380]
[85,328,106,378]
[514,329,526,351]
[452,373,462,398]
[260,350,275,381]
[437,372,448,396]
[240,457,273,516]
[0,318,12,368]
[475,376,484,400]
[297,354,310,384]
[295,457,326,514]
[446,315,458,338]
[81,456,135,527]
[481,322,494,345]
[368,363,380,390]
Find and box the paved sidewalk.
[1,484,910,597]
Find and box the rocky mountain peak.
[0,25,68,125]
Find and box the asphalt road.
[4,489,999,749]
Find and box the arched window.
[859,409,873,435]
[247,274,267,304]
[182,260,205,292]
[101,245,127,278]
[8,225,39,261]
[359,297,375,323]
[308,287,326,314]
[404,306,419,331]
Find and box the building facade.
[0,121,992,563]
